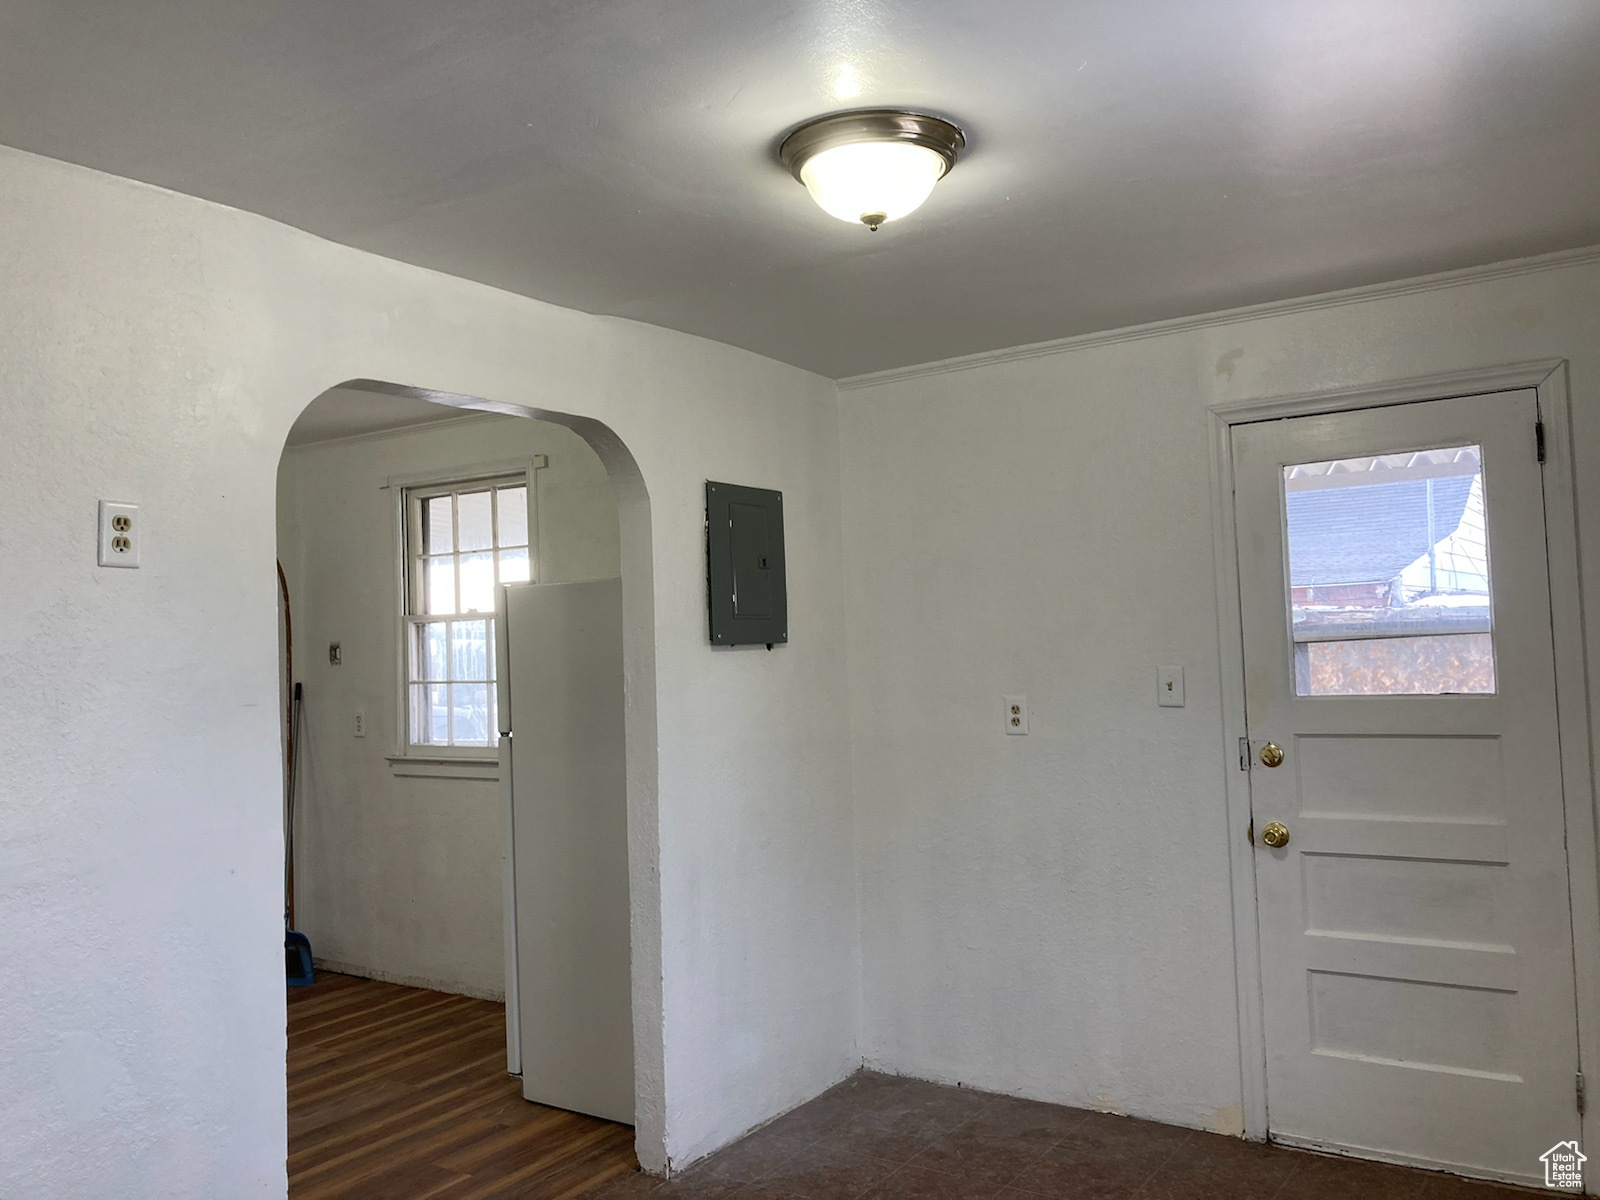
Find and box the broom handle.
[278,561,297,929]
[287,684,303,930]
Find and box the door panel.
[1231,390,1580,1184]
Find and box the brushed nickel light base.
[778,109,966,182]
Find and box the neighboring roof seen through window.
[1287,473,1475,587]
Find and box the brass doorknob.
[1259,742,1285,768]
[1260,821,1290,848]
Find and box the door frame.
[1206,360,1600,1165]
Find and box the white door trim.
[1207,360,1600,1171]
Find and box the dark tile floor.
[580,1072,1540,1199]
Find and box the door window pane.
[1284,445,1495,696]
[1295,634,1495,697]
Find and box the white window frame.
[386,459,543,770]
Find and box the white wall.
[275,413,620,999]
[841,255,1600,1133]
[0,145,857,1196]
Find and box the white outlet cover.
[1157,665,1185,707]
[97,500,140,568]
[1004,694,1029,735]
[353,710,367,738]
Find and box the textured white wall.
[841,257,1600,1133]
[275,414,620,1000]
[0,145,857,1196]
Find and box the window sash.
[405,475,530,617]
[405,615,497,747]
[400,474,530,751]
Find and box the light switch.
[1004,695,1029,735]
[1157,666,1185,708]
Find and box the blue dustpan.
[286,928,314,987]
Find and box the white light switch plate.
[1157,666,1185,707]
[1004,695,1029,735]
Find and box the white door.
[1232,390,1582,1184]
[500,579,633,1125]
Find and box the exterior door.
[1231,390,1582,1185]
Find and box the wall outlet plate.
[97,500,140,568]
[1004,695,1029,735]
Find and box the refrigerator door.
[495,587,518,1073]
[502,578,633,1125]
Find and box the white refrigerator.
[496,578,634,1125]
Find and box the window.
[402,475,531,750]
[1283,445,1495,697]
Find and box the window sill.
[386,755,501,782]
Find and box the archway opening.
[274,379,664,1191]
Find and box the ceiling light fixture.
[779,109,965,232]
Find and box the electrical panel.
[706,481,787,647]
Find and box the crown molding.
[837,244,1600,392]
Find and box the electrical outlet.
[353,710,366,738]
[1004,695,1029,735]
[97,501,141,568]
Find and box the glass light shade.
[798,140,948,226]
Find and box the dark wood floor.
[292,974,1541,1199]
[288,971,638,1198]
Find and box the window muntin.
[1283,446,1495,697]
[403,476,530,749]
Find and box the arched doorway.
[276,379,664,1192]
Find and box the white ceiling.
[3,1,1597,378]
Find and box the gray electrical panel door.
[706,481,787,646]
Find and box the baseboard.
[312,957,506,1002]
